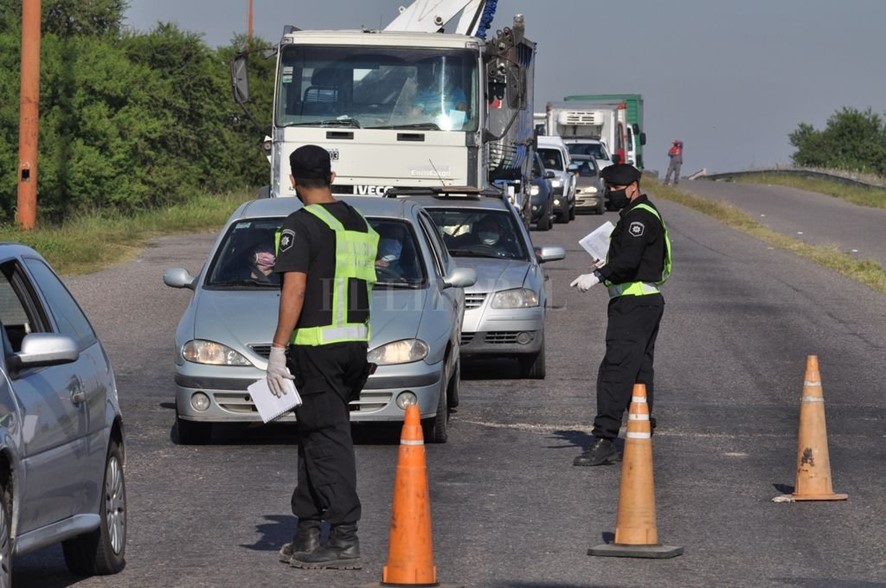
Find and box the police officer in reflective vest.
[267,145,379,568]
[570,163,672,466]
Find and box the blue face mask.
[479,231,500,245]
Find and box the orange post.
[774,356,847,502]
[17,0,41,230]
[589,384,683,558]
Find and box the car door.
[416,212,464,361]
[0,258,92,531]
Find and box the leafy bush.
[790,107,886,176]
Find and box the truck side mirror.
[639,132,647,146]
[231,53,249,104]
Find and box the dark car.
[529,151,555,231]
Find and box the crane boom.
[385,0,494,36]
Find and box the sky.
[124,0,886,174]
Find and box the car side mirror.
[544,170,556,179]
[535,245,566,263]
[164,267,198,290]
[443,267,477,289]
[11,333,80,373]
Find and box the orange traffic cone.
[368,404,461,587]
[774,355,847,502]
[589,384,683,558]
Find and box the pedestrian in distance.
[664,139,683,185]
[267,145,379,569]
[569,163,672,466]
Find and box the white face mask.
[479,231,499,245]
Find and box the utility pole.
[17,0,41,230]
[247,0,254,40]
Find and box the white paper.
[579,221,615,262]
[248,378,302,424]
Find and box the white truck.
[232,0,537,217]
[535,101,639,168]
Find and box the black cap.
[601,163,641,186]
[289,145,331,179]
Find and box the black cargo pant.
[287,341,371,526]
[592,293,664,441]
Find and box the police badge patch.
[629,221,645,237]
[279,229,296,252]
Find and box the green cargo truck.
[564,94,645,169]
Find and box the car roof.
[387,194,512,212]
[229,195,423,222]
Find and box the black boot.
[573,437,620,466]
[290,523,361,570]
[279,520,321,564]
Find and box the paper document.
[248,377,302,424]
[579,221,615,262]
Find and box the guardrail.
[695,168,885,190]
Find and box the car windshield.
[567,142,610,160]
[205,216,426,289]
[425,209,529,261]
[538,148,564,171]
[576,158,599,177]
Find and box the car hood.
[454,258,530,294]
[189,288,425,351]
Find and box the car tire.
[537,203,552,231]
[422,365,450,444]
[0,484,11,586]
[519,340,546,379]
[448,358,461,409]
[569,199,576,221]
[596,200,605,215]
[175,412,212,445]
[555,209,568,224]
[63,439,126,576]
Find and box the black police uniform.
[592,193,667,441]
[274,201,374,528]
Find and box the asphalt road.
[681,178,886,268]
[11,187,886,588]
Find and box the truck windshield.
[276,45,479,132]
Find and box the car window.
[206,219,283,288]
[367,218,427,287]
[21,258,97,349]
[537,148,564,170]
[426,208,529,261]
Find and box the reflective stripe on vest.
[292,204,379,346]
[606,202,672,298]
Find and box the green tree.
[790,107,886,176]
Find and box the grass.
[0,191,251,275]
[731,173,886,209]
[648,177,886,296]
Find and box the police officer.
[267,145,379,568]
[570,163,672,466]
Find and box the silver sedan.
[164,197,475,444]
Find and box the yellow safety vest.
[606,203,672,298]
[291,204,379,346]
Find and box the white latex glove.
[570,273,600,293]
[267,346,294,398]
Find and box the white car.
[537,135,577,223]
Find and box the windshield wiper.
[365,123,441,131]
[284,118,361,128]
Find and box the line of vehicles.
[161,1,650,447]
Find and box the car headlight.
[551,179,562,188]
[368,339,429,365]
[491,288,540,309]
[583,186,599,194]
[529,184,540,196]
[182,340,252,366]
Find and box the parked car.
[564,138,615,170]
[529,151,555,231]
[0,244,126,583]
[570,154,606,214]
[164,197,475,444]
[388,187,565,378]
[537,135,577,224]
